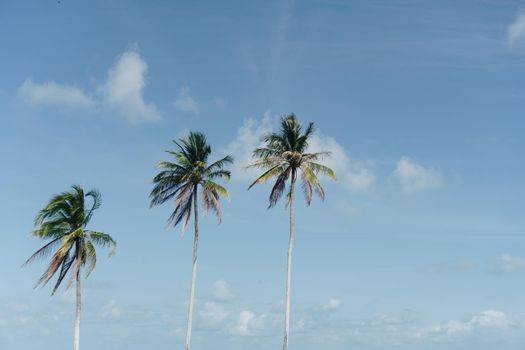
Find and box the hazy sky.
[1,1,524,349]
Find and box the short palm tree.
[24,185,116,350]
[150,132,233,350]
[248,114,336,350]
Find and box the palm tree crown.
[24,185,116,295]
[150,131,233,227]
[248,113,336,206]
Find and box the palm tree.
[248,114,336,350]
[24,185,116,350]
[150,132,233,350]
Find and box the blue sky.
[1,0,525,349]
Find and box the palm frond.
[203,180,229,198]
[307,162,337,180]
[269,167,291,208]
[23,236,63,267]
[84,240,97,278]
[301,151,331,162]
[296,122,315,152]
[246,157,283,170]
[88,231,117,258]
[202,186,222,222]
[248,165,284,190]
[253,147,281,159]
[51,251,76,295]
[206,170,231,181]
[205,155,233,172]
[84,189,101,225]
[34,234,76,289]
[167,188,194,229]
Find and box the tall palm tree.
[248,114,336,350]
[24,185,116,350]
[150,132,233,350]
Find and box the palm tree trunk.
[283,176,296,350]
[74,244,81,350]
[185,187,199,350]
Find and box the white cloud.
[294,298,344,334]
[222,111,275,182]
[346,309,525,347]
[416,310,522,340]
[228,310,268,336]
[18,79,94,109]
[508,11,525,47]
[223,112,373,192]
[19,50,160,124]
[98,299,122,320]
[322,298,342,311]
[0,303,33,327]
[212,280,235,301]
[491,254,525,273]
[200,302,230,323]
[102,50,160,124]
[393,156,442,192]
[174,87,199,114]
[307,135,374,192]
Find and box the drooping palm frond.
[25,185,116,295]
[150,131,233,229]
[88,231,117,258]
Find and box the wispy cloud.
[212,280,235,302]
[18,79,94,109]
[346,309,525,347]
[393,156,442,192]
[98,299,123,320]
[174,86,199,114]
[414,310,524,340]
[101,50,160,124]
[490,254,525,273]
[271,0,294,76]
[508,11,525,47]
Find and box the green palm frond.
[84,189,101,225]
[307,162,337,180]
[206,155,233,172]
[84,240,97,278]
[246,157,283,169]
[88,231,117,258]
[248,165,284,189]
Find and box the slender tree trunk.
[283,175,296,350]
[185,187,199,350]
[74,243,81,350]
